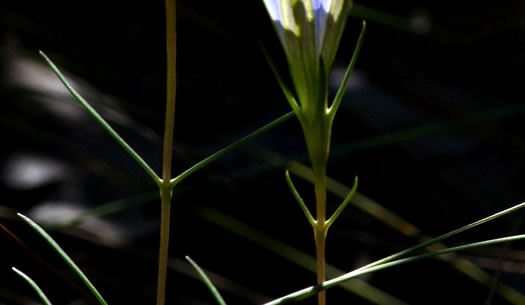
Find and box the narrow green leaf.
[186,256,227,305]
[325,176,358,230]
[285,170,316,227]
[12,267,53,305]
[328,20,366,117]
[170,111,295,187]
[265,234,525,304]
[260,44,302,114]
[39,51,161,186]
[17,213,109,305]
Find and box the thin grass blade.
[12,267,53,305]
[186,256,227,305]
[17,213,109,305]
[354,201,525,272]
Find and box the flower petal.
[262,0,287,49]
[321,0,353,71]
[262,0,282,22]
[281,0,320,111]
[311,0,332,54]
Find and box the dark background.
[1,1,524,304]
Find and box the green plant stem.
[312,165,327,305]
[314,229,326,305]
[156,1,176,305]
[157,186,173,305]
[162,0,177,184]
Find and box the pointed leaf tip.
[39,50,49,60]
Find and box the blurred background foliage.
[0,1,524,304]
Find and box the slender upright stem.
[314,229,326,305]
[156,1,177,305]
[162,0,177,183]
[313,165,327,305]
[301,117,331,305]
[156,186,172,305]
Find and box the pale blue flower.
[262,0,364,168]
[262,0,352,73]
[262,0,353,115]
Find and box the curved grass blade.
[1,223,101,303]
[12,267,53,305]
[170,111,295,187]
[265,234,525,304]
[353,201,525,272]
[17,213,109,305]
[39,51,161,186]
[186,256,227,305]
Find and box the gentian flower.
[262,0,353,114]
[262,0,358,167]
[262,3,364,303]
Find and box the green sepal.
[328,20,366,117]
[260,44,302,115]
